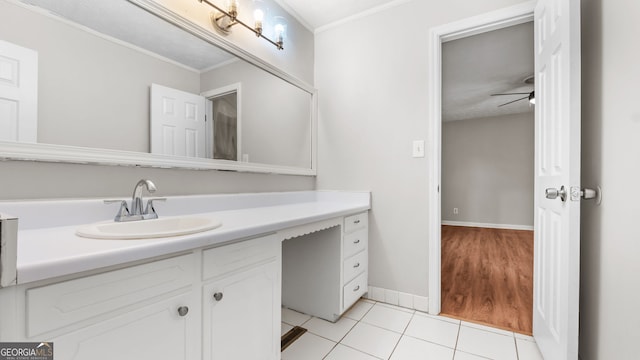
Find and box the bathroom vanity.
[0,191,369,360]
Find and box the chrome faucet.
[105,179,166,222]
[131,179,156,216]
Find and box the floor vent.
[281,326,307,352]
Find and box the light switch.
[412,140,425,158]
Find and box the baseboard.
[364,286,429,313]
[441,220,533,231]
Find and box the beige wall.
[0,161,314,200]
[579,0,640,358]
[315,0,532,296]
[442,113,534,226]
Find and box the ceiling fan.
[491,91,535,107]
[491,75,535,107]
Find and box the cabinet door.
[51,291,196,360]
[203,260,280,360]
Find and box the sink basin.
[76,216,222,239]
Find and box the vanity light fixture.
[198,0,284,50]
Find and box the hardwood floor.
[440,225,533,335]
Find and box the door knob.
[177,306,189,317]
[213,292,224,301]
[545,185,567,202]
[570,186,602,204]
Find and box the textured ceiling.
[23,0,235,70]
[442,22,534,122]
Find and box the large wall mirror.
[0,0,315,175]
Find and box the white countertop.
[1,191,370,284]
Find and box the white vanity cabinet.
[5,253,198,360]
[201,235,281,360]
[282,211,369,322]
[341,212,369,309]
[0,234,282,360]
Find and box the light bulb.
[253,9,264,22]
[275,23,285,42]
[253,9,264,36]
[226,0,238,19]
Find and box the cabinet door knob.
[353,285,360,292]
[353,239,360,244]
[354,219,361,224]
[177,306,189,317]
[213,292,224,301]
[353,262,360,268]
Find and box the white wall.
[442,113,534,227]
[579,0,640,358]
[315,0,531,296]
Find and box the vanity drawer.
[26,254,194,337]
[343,250,367,284]
[202,234,279,281]
[343,212,367,234]
[343,271,367,310]
[343,228,367,259]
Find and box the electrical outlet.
[453,208,459,215]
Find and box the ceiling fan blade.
[491,93,532,96]
[498,96,529,107]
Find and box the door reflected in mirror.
[210,91,239,162]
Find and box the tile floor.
[281,299,544,360]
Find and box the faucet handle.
[144,197,167,219]
[104,200,130,222]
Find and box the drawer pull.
[213,292,224,301]
[354,220,361,224]
[353,262,360,268]
[353,239,360,244]
[177,306,189,317]
[353,285,360,292]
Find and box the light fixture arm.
[198,0,283,50]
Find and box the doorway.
[202,83,242,161]
[428,1,582,357]
[439,22,535,334]
[426,2,536,317]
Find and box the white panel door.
[150,83,205,157]
[533,0,581,359]
[0,40,37,142]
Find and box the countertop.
[1,191,370,284]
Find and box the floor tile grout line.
[386,311,418,360]
[337,342,385,360]
[455,349,493,359]
[308,299,380,359]
[304,316,358,344]
[453,320,461,351]
[401,332,457,351]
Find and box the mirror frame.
[0,0,317,176]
